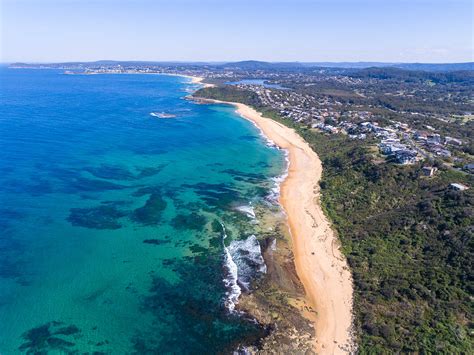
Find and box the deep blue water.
[0,68,286,353]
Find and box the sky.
[1,0,473,63]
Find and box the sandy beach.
[197,97,354,354]
[188,75,215,88]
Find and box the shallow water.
[0,68,286,353]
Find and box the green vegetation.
[196,87,474,353]
[302,132,473,353]
[198,86,261,106]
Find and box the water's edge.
[190,91,318,353]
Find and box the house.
[436,148,451,157]
[395,150,418,165]
[379,140,407,155]
[463,163,474,173]
[414,131,428,141]
[427,134,441,145]
[450,183,469,191]
[428,145,452,157]
[422,166,438,177]
[445,137,463,146]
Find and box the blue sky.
[1,0,472,63]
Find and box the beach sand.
[198,98,354,354]
[188,76,215,88]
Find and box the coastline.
[183,75,215,88]
[194,96,354,353]
[74,71,216,89]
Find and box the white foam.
[235,204,256,219]
[227,235,267,291]
[150,112,176,118]
[270,238,277,251]
[237,112,279,149]
[267,150,290,203]
[221,226,267,313]
[233,347,252,355]
[221,223,242,313]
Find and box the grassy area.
[195,87,474,353]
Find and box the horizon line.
[3,59,474,65]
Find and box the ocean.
[0,68,287,353]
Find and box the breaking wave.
[235,204,256,219]
[222,223,242,313]
[222,225,267,312]
[267,150,289,203]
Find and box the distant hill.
[393,62,474,72]
[301,62,473,71]
[347,66,474,84]
[220,60,304,70]
[9,60,474,73]
[303,62,393,69]
[227,61,474,72]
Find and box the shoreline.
[180,75,215,88]
[195,97,354,353]
[60,70,217,89]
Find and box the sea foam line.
[235,204,256,219]
[221,223,242,313]
[236,108,291,204]
[221,224,268,313]
[235,110,281,149]
[268,149,290,203]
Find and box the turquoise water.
[0,69,286,353]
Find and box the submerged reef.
[132,186,162,197]
[133,226,268,353]
[184,182,244,210]
[221,169,268,184]
[84,164,136,181]
[143,238,171,246]
[135,165,167,179]
[64,176,129,193]
[131,193,167,225]
[170,212,207,231]
[84,163,165,181]
[67,205,128,229]
[18,321,80,353]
